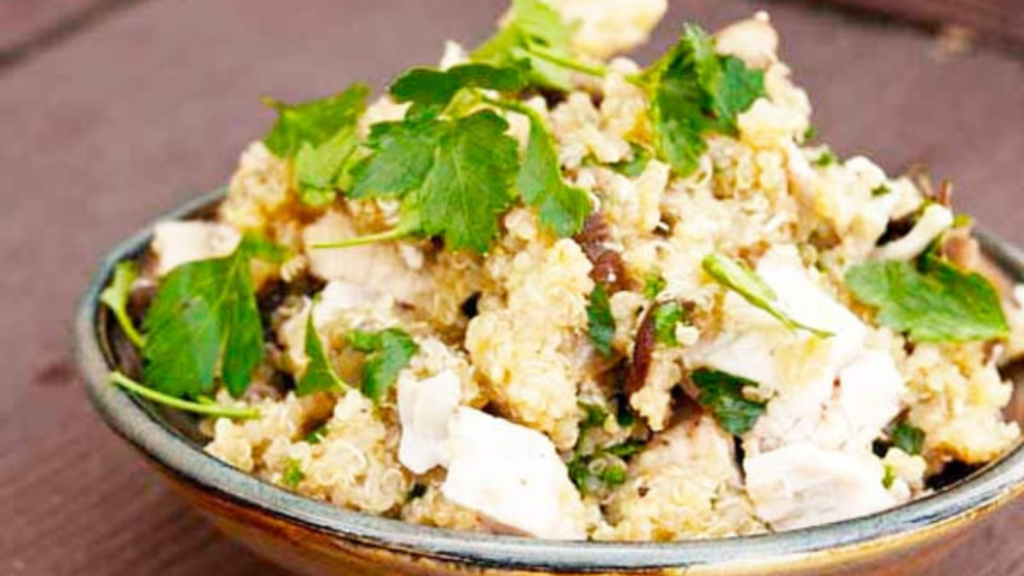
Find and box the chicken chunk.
[441,408,587,540]
[151,221,241,277]
[303,210,431,304]
[744,443,895,531]
[397,370,462,474]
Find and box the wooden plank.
[804,0,1024,50]
[1,1,1022,575]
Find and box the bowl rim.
[76,188,1024,571]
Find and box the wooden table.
[2,1,1022,574]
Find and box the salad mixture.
[103,0,1023,541]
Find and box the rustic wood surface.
[1,1,1022,575]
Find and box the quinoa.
[111,1,1021,542]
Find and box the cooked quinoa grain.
[108,0,1021,542]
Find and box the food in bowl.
[100,0,1024,542]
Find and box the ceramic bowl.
[77,190,1024,576]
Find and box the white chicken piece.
[397,370,462,475]
[690,245,866,393]
[303,210,431,304]
[545,0,668,61]
[690,246,904,455]
[873,204,954,261]
[715,12,779,70]
[151,221,241,277]
[277,280,380,371]
[441,408,587,540]
[745,443,896,531]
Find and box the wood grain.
[804,0,1024,50]
[1,1,1022,575]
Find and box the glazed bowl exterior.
[77,190,1024,576]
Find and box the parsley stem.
[311,224,415,250]
[110,371,261,420]
[482,97,542,123]
[112,308,146,349]
[526,45,608,78]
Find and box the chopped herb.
[282,459,305,490]
[579,402,609,432]
[330,110,519,253]
[802,125,818,142]
[304,425,328,445]
[871,184,892,197]
[472,0,583,91]
[142,239,269,399]
[347,328,419,402]
[262,85,369,158]
[110,371,260,420]
[263,85,369,207]
[652,301,686,347]
[609,144,653,178]
[100,262,145,348]
[568,439,643,493]
[702,253,833,338]
[390,62,529,119]
[512,102,591,237]
[845,253,1009,343]
[599,464,628,487]
[642,271,667,300]
[882,464,896,489]
[587,284,616,356]
[891,422,926,455]
[690,369,767,435]
[638,25,765,175]
[604,439,646,459]
[296,311,350,397]
[813,149,838,167]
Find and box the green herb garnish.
[110,371,260,420]
[845,254,1009,343]
[637,25,765,176]
[142,239,268,399]
[390,61,529,119]
[347,328,419,402]
[296,311,350,397]
[263,85,369,206]
[609,144,653,178]
[587,284,616,356]
[642,271,667,300]
[100,262,145,348]
[282,459,305,490]
[690,368,767,435]
[702,253,832,338]
[813,149,838,167]
[882,465,897,489]
[871,184,891,197]
[652,301,686,347]
[305,425,328,445]
[891,422,926,455]
[473,0,585,91]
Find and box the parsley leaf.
[892,422,926,455]
[294,124,361,207]
[304,425,328,445]
[262,84,369,158]
[882,464,897,489]
[639,25,765,176]
[142,240,265,399]
[814,148,839,167]
[473,0,576,91]
[845,254,1009,343]
[652,301,686,347]
[101,262,145,348]
[702,253,833,338]
[341,111,519,253]
[516,107,591,237]
[390,62,529,119]
[296,311,350,397]
[347,328,419,402]
[690,369,767,435]
[587,284,615,356]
